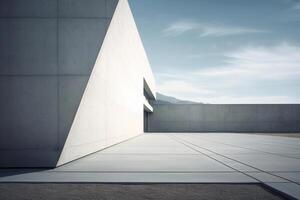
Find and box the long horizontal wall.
[148,104,300,133]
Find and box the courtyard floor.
[0,133,299,199]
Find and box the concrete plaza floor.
[0,133,299,199]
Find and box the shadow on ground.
[0,183,287,200]
[0,169,47,178]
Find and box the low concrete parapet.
[148,104,300,133]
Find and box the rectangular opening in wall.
[143,78,154,132]
[144,110,148,132]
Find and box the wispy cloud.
[156,43,300,103]
[163,21,199,36]
[293,1,300,9]
[196,43,300,80]
[158,80,215,96]
[157,78,298,104]
[163,20,266,37]
[195,95,298,104]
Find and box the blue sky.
[129,0,300,103]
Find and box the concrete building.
[0,0,299,168]
[0,0,156,167]
[1,1,300,198]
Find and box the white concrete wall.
[57,0,156,166]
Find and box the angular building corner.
[0,0,156,167]
[57,0,156,166]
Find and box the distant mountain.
[154,93,202,104]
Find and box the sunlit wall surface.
[0,0,156,167]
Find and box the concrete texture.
[0,0,57,17]
[0,0,156,167]
[56,0,156,165]
[0,184,286,200]
[0,133,299,199]
[0,77,58,148]
[148,104,300,133]
[58,76,89,148]
[59,0,106,17]
[0,19,57,74]
[266,183,300,200]
[259,133,300,138]
[58,18,108,74]
[0,0,115,167]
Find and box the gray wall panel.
[59,0,106,18]
[0,76,58,149]
[281,105,300,121]
[0,0,57,17]
[148,104,300,133]
[0,19,57,75]
[58,19,108,74]
[0,150,59,167]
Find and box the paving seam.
[173,135,299,186]
[45,170,300,173]
[47,171,256,173]
[171,135,300,199]
[56,134,145,168]
[96,154,202,155]
[178,135,299,184]
[168,135,261,183]
[186,135,300,160]
[227,133,300,150]
[190,135,300,160]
